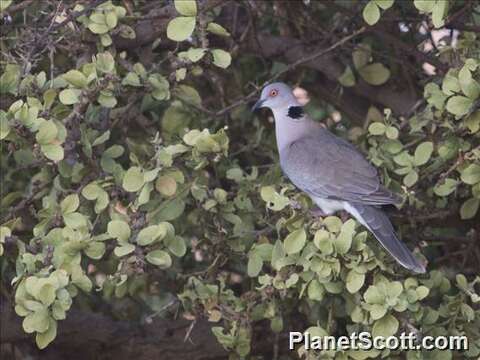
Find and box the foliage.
[0,0,479,359]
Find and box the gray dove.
[252,82,425,273]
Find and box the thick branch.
[0,297,227,360]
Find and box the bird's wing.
[280,129,400,205]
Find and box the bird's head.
[251,82,300,113]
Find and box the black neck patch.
[287,106,304,119]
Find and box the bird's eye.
[269,89,278,97]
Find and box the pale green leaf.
[414,141,434,166]
[167,16,196,42]
[59,89,81,105]
[363,1,380,25]
[283,228,306,255]
[175,0,197,16]
[207,22,230,37]
[211,49,231,69]
[146,250,172,268]
[359,63,390,85]
[460,198,479,219]
[122,167,145,192]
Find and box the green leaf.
[88,22,109,34]
[432,0,447,28]
[23,308,50,333]
[105,10,118,29]
[323,216,343,233]
[155,176,177,196]
[0,111,10,140]
[175,68,186,81]
[36,318,57,349]
[41,144,64,161]
[167,16,196,42]
[207,22,230,37]
[459,65,480,99]
[100,33,112,47]
[211,49,232,69]
[36,121,58,145]
[442,73,461,96]
[260,186,289,211]
[37,284,56,306]
[84,241,105,260]
[98,92,117,108]
[372,314,399,338]
[362,1,380,25]
[0,0,13,12]
[175,0,197,16]
[95,52,115,74]
[334,219,355,254]
[283,228,306,255]
[307,280,325,301]
[359,63,390,85]
[186,47,206,62]
[346,270,365,293]
[60,194,79,214]
[59,89,81,105]
[446,96,473,117]
[166,235,186,257]
[414,0,435,12]
[92,130,110,146]
[146,250,172,268]
[460,198,479,220]
[62,70,88,88]
[416,285,430,300]
[150,198,185,221]
[136,225,167,246]
[82,183,102,200]
[313,229,333,254]
[107,220,131,243]
[403,170,418,187]
[369,304,387,320]
[374,0,394,10]
[122,167,145,192]
[385,126,399,139]
[63,212,86,229]
[149,74,170,100]
[414,141,434,166]
[461,164,480,185]
[353,44,371,70]
[122,72,142,87]
[271,240,285,271]
[368,122,386,135]
[114,243,135,257]
[338,66,356,87]
[247,252,263,277]
[433,178,458,196]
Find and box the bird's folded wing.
[280,131,401,205]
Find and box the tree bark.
[0,297,227,360]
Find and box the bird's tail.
[345,203,426,273]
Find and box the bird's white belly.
[312,196,370,230]
[312,196,346,215]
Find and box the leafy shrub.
[0,0,479,358]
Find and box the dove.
[252,82,425,273]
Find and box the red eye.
[269,89,278,97]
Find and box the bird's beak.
[251,98,265,112]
